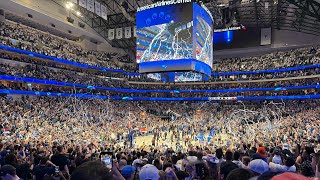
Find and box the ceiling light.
[68,2,74,7]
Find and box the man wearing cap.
[248,159,269,176]
[121,165,136,180]
[282,143,292,157]
[257,146,268,162]
[139,164,159,180]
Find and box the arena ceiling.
[56,0,320,61]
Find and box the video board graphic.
[136,21,193,63]
[195,16,213,68]
[174,72,203,82]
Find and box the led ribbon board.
[136,1,213,77]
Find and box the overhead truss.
[55,0,320,61]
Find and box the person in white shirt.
[269,156,296,173]
[271,148,283,165]
[232,151,245,168]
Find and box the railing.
[1,89,320,101]
[1,75,319,93]
[1,45,319,79]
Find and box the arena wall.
[272,29,320,48]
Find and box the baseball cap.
[205,154,219,164]
[283,143,289,150]
[139,164,159,180]
[248,159,269,175]
[187,156,197,164]
[257,147,267,158]
[121,165,136,178]
[132,159,142,167]
[271,172,309,180]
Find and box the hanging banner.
[79,0,87,8]
[87,0,94,12]
[101,4,107,20]
[133,26,137,37]
[116,28,123,39]
[108,29,115,40]
[125,27,132,38]
[71,0,78,4]
[261,27,271,45]
[95,1,101,16]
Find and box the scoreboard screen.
[136,1,213,77]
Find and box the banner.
[261,27,271,45]
[108,29,115,40]
[125,27,132,38]
[79,0,86,8]
[101,4,107,20]
[133,26,137,37]
[94,1,101,16]
[86,0,94,12]
[71,0,78,4]
[208,97,237,101]
[116,28,123,39]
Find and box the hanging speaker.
[78,22,85,28]
[67,17,74,24]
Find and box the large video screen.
[136,2,213,77]
[194,3,214,68]
[136,3,193,63]
[136,21,194,62]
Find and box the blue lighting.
[87,85,95,89]
[1,45,320,77]
[0,45,140,76]
[0,73,320,93]
[227,31,231,42]
[1,89,320,101]
[214,30,234,45]
[0,75,319,94]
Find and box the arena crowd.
[0,96,319,179]
[0,18,319,180]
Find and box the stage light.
[68,2,74,7]
[227,31,231,42]
[65,4,71,9]
[65,2,74,10]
